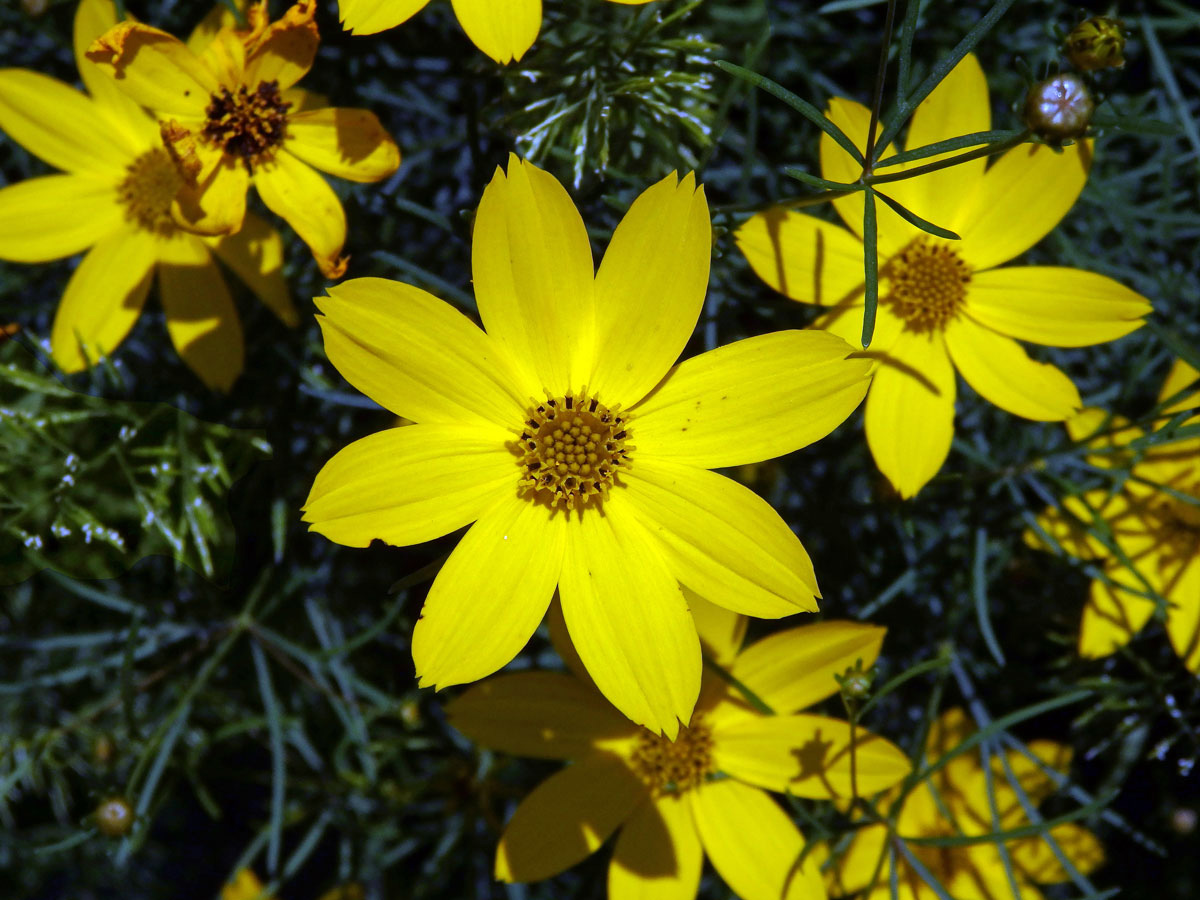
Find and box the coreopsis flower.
[1028,358,1200,671]
[829,708,1104,899]
[449,594,910,900]
[303,156,873,735]
[0,0,295,389]
[86,0,401,279]
[339,0,658,65]
[736,53,1152,498]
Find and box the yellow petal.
[810,295,905,353]
[548,596,593,686]
[316,277,530,428]
[622,459,818,618]
[1079,565,1156,659]
[631,330,871,468]
[208,211,297,325]
[955,140,1092,271]
[731,621,886,715]
[1159,358,1200,413]
[303,424,515,548]
[184,2,239,56]
[285,108,401,183]
[74,0,155,141]
[472,155,594,399]
[254,150,347,279]
[590,171,711,408]
[338,0,432,34]
[222,869,272,900]
[713,714,911,799]
[558,495,701,738]
[1164,555,1200,673]
[171,154,249,237]
[863,330,956,498]
[609,793,703,900]
[964,267,1150,347]
[495,753,646,881]
[689,779,826,900]
[412,493,563,688]
[991,740,1073,814]
[159,254,244,391]
[831,823,891,896]
[0,175,123,263]
[85,22,216,116]
[450,0,541,64]
[945,316,1081,421]
[1010,824,1104,884]
[1025,487,1119,560]
[244,0,320,91]
[735,207,868,307]
[50,226,155,373]
[447,671,637,760]
[685,589,746,667]
[0,69,135,175]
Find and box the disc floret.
[629,714,715,796]
[202,79,291,169]
[117,148,184,234]
[885,237,972,333]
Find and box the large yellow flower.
[339,0,657,65]
[449,594,910,900]
[829,708,1104,900]
[86,0,401,279]
[302,156,873,735]
[1028,358,1200,671]
[0,0,294,390]
[736,54,1152,499]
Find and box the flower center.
[884,237,971,333]
[117,148,183,234]
[202,80,290,168]
[514,393,631,510]
[629,715,715,796]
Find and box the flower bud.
[1065,17,1126,71]
[1024,73,1094,142]
[95,796,134,837]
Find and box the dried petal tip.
[1065,17,1126,72]
[1024,73,1094,142]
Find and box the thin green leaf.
[875,190,962,240]
[862,186,880,347]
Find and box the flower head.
[302,156,872,735]
[0,0,296,389]
[736,53,1152,498]
[86,0,401,278]
[1028,358,1200,670]
[449,595,910,900]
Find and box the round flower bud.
[95,796,134,837]
[1065,17,1126,72]
[839,669,874,700]
[1024,74,1094,141]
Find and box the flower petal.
[685,590,746,667]
[158,254,244,391]
[171,154,250,237]
[243,0,320,91]
[254,150,347,279]
[471,155,594,399]
[50,226,155,373]
[862,330,956,498]
[609,793,703,900]
[590,171,711,407]
[689,779,826,900]
[447,671,638,760]
[85,22,216,117]
[735,207,868,307]
[622,459,818,618]
[1009,824,1105,883]
[1159,358,1200,412]
[945,316,1080,421]
[303,424,515,549]
[1164,554,1200,673]
[450,0,541,64]
[955,140,1092,271]
[714,713,911,799]
[208,211,297,325]
[731,621,886,715]
[631,330,870,468]
[412,493,563,688]
[1079,565,1156,659]
[316,278,529,428]
[0,175,123,263]
[964,267,1150,347]
[0,69,136,175]
[339,0,432,33]
[495,753,646,882]
[558,495,701,737]
[831,823,891,896]
[285,108,401,183]
[74,0,156,141]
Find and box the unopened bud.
[95,796,133,837]
[1024,74,1094,142]
[1065,17,1126,72]
[840,670,874,700]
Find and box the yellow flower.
[338,0,659,65]
[1028,358,1200,671]
[302,155,873,735]
[830,708,1104,900]
[449,594,910,900]
[86,0,401,279]
[0,0,294,390]
[221,869,362,900]
[736,53,1152,499]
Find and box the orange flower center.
[203,80,291,168]
[117,148,183,234]
[514,393,631,510]
[885,237,971,333]
[629,715,715,796]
